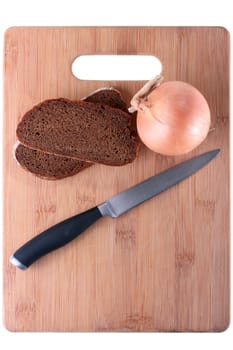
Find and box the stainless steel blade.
[98,149,220,218]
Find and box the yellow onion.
[130,79,211,156]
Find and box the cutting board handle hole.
[72,55,162,81]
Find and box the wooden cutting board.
[3,27,230,331]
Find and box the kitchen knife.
[10,149,220,270]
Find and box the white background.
[0,0,232,349]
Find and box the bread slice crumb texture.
[15,144,92,180]
[16,98,138,166]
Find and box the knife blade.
[10,149,220,270]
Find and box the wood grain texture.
[3,27,230,331]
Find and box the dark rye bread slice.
[15,88,133,179]
[16,97,138,166]
[83,87,128,112]
[15,143,92,180]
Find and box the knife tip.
[214,148,221,155]
[208,148,221,160]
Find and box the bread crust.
[15,89,139,179]
[16,98,139,166]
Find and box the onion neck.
[129,75,164,113]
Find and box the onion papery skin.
[136,81,211,156]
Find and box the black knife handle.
[10,206,103,270]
